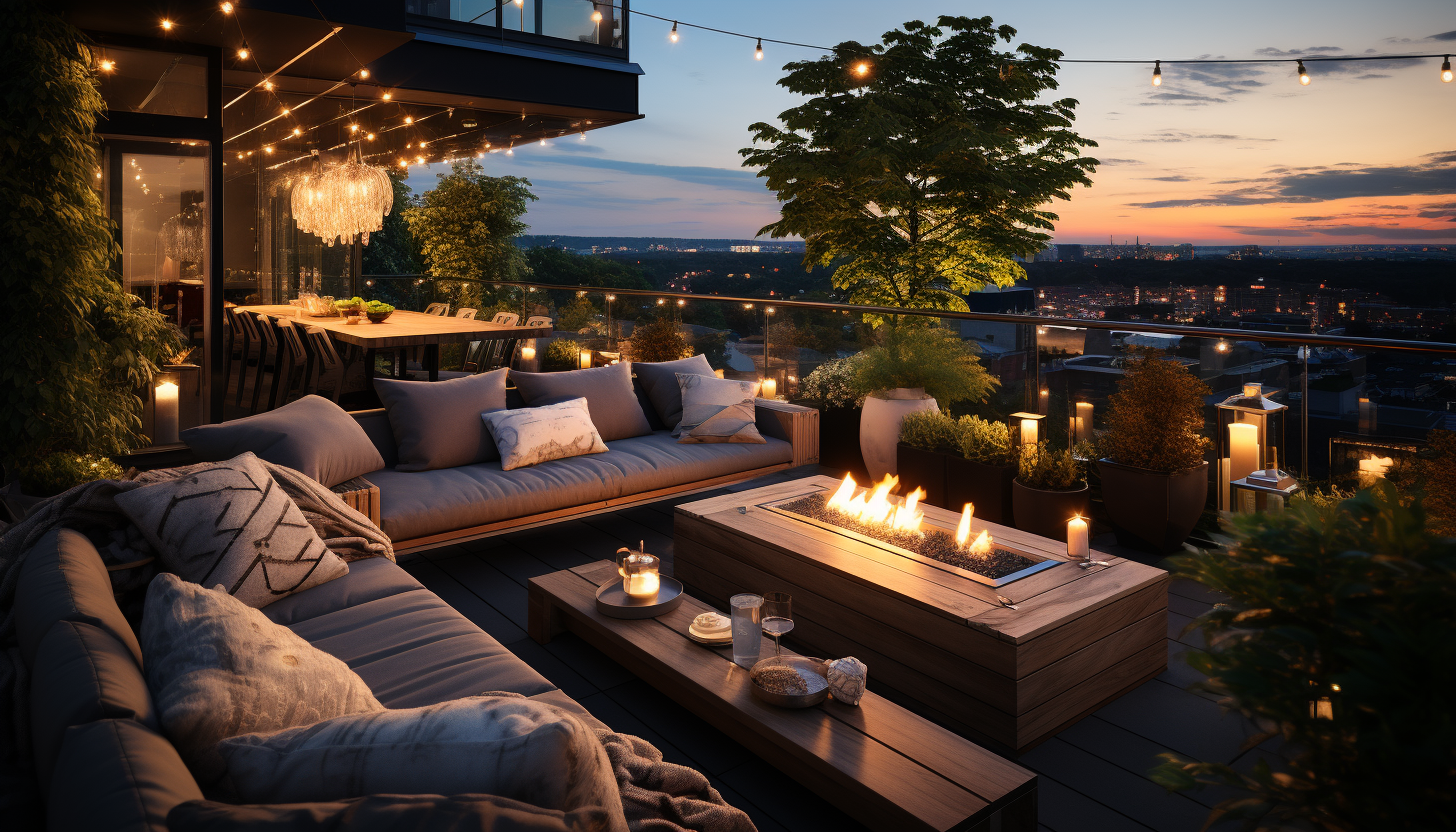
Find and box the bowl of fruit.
[365,300,395,323]
[334,296,367,323]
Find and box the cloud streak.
[1127,151,1456,208]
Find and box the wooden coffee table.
[528,561,1038,832]
[674,476,1170,753]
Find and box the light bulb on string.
[1152,60,1162,86]
[539,138,547,147]
[98,58,115,72]
[263,144,273,154]
[221,2,233,12]
[237,45,250,60]
[1443,56,1453,83]
[591,7,602,22]
[358,68,370,79]
[1297,60,1310,85]
[579,131,586,140]
[263,80,275,91]
[382,90,392,100]
[160,18,173,30]
[292,127,302,136]
[854,61,870,77]
[366,133,375,141]
[506,145,514,155]
[404,115,413,124]
[669,21,678,42]
[755,38,763,61]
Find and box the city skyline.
[406,0,1456,245]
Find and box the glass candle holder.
[620,553,660,600]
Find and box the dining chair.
[274,320,312,407]
[470,312,520,370]
[491,312,519,326]
[524,315,553,329]
[305,327,347,403]
[250,314,282,414]
[234,310,263,407]
[424,302,449,316]
[455,308,478,320]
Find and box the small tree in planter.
[1098,349,1211,553]
[854,326,997,480]
[949,416,1018,525]
[1012,442,1089,541]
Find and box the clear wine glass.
[761,591,793,658]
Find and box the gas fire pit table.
[674,475,1169,752]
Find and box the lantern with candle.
[1069,400,1094,448]
[579,349,593,370]
[1009,412,1045,449]
[615,541,661,600]
[1223,384,1292,515]
[153,376,180,446]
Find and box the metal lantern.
[1217,383,1290,511]
[1009,412,1045,449]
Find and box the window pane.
[96,46,208,118]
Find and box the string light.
[358,68,370,79]
[237,45,250,60]
[1444,56,1453,83]
[366,132,375,140]
[506,145,514,155]
[580,131,586,140]
[403,115,413,124]
[591,7,602,23]
[97,58,115,72]
[1297,60,1310,85]
[263,144,274,154]
[292,127,302,136]
[262,80,275,91]
[854,61,869,76]
[221,1,233,11]
[669,21,678,42]
[349,123,359,132]
[754,38,763,61]
[160,18,173,30]
[382,91,393,100]
[1151,60,1162,86]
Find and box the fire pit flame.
[966,529,993,556]
[955,503,974,546]
[825,474,926,534]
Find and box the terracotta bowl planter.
[1011,481,1090,543]
[859,389,938,481]
[1098,459,1209,554]
[947,458,1017,525]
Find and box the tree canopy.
[741,15,1098,312]
[524,246,651,290]
[403,160,534,285]
[361,168,422,275]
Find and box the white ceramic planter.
[859,389,939,481]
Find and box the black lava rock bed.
[775,493,1042,580]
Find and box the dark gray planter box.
[806,402,868,484]
[947,458,1017,526]
[896,443,948,507]
[1098,459,1209,554]
[1012,481,1091,543]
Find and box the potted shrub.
[896,410,960,507]
[1012,442,1089,542]
[855,327,996,480]
[798,355,870,482]
[1097,349,1211,553]
[947,416,1017,525]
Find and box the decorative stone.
[826,657,867,706]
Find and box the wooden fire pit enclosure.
[674,475,1169,753]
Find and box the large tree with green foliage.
[361,168,422,276]
[0,4,183,478]
[524,246,650,290]
[741,15,1097,312]
[403,160,535,306]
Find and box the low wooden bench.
[528,561,1038,832]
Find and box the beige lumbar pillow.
[141,573,383,784]
[117,452,349,609]
[215,695,628,832]
[481,397,609,471]
[675,374,764,443]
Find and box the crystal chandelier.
[290,148,393,246]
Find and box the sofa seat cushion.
[15,528,144,669]
[168,794,605,832]
[262,558,423,627]
[30,620,157,792]
[287,589,557,708]
[370,431,792,541]
[47,718,204,832]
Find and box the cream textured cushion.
[632,354,715,429]
[215,695,627,832]
[116,452,349,609]
[675,374,761,436]
[481,398,608,471]
[140,573,384,785]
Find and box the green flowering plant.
[800,354,869,408]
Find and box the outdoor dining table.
[238,305,551,382]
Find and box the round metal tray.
[595,576,684,619]
[749,655,830,708]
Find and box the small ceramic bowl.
[366,310,393,323]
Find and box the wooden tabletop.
[238,305,551,349]
[528,561,1039,832]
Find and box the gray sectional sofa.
[18,527,612,831]
[353,399,818,552]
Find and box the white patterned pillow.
[675,373,760,436]
[116,452,348,609]
[481,398,608,471]
[141,573,384,785]
[214,695,626,832]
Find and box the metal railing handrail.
[361,274,1456,355]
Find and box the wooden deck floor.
[400,467,1272,832]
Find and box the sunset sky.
[407,0,1456,245]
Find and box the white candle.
[579,349,592,369]
[154,382,179,445]
[623,566,660,600]
[520,345,536,362]
[1357,455,1393,488]
[1020,417,1039,447]
[1228,422,1260,484]
[761,378,777,399]
[1073,401,1094,443]
[1067,515,1090,559]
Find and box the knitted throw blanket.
[0,461,393,828]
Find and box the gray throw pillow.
[167,795,609,832]
[632,354,715,430]
[678,399,765,445]
[510,362,652,442]
[675,374,761,436]
[141,573,384,785]
[374,368,508,471]
[116,452,350,609]
[181,395,383,488]
[214,695,627,832]
[481,398,609,471]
